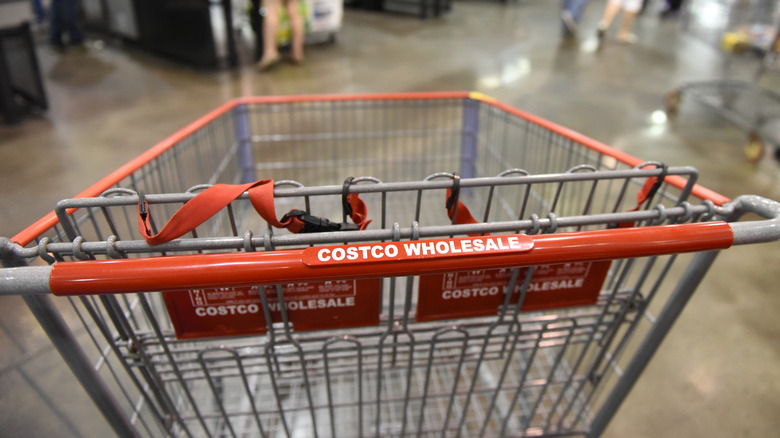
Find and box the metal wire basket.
[2,92,778,438]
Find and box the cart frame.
[1,92,778,438]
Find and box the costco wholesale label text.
[310,235,533,265]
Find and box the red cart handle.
[138,179,370,245]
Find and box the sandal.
[256,54,281,71]
[617,33,637,45]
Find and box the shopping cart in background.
[1,92,778,438]
[666,0,780,162]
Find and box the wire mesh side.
[244,98,469,184]
[45,245,707,438]
[20,95,687,255]
[129,298,635,438]
[241,97,639,187]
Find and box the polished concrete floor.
[1,0,780,436]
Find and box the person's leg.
[49,0,63,48]
[561,0,578,38]
[617,11,637,42]
[249,0,263,61]
[617,0,642,43]
[62,0,83,45]
[32,0,45,23]
[258,0,282,69]
[570,0,590,22]
[599,0,623,30]
[285,0,304,63]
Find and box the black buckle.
[645,163,668,203]
[342,176,355,218]
[446,174,461,210]
[282,210,360,233]
[138,191,152,235]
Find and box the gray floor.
[1,0,780,436]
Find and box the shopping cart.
[666,0,780,162]
[1,92,778,438]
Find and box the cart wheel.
[744,134,765,163]
[773,145,780,162]
[664,90,680,116]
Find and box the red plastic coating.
[48,222,734,296]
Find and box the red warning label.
[416,261,611,322]
[163,279,382,339]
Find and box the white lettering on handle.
[307,235,533,266]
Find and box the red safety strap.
[139,179,370,245]
[345,193,370,228]
[446,189,480,226]
[619,164,667,228]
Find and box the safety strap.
[630,164,667,212]
[445,175,483,236]
[139,178,371,245]
[618,164,667,228]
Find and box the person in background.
[49,0,83,50]
[561,0,591,39]
[661,0,685,18]
[597,0,642,44]
[256,0,305,71]
[31,0,45,24]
